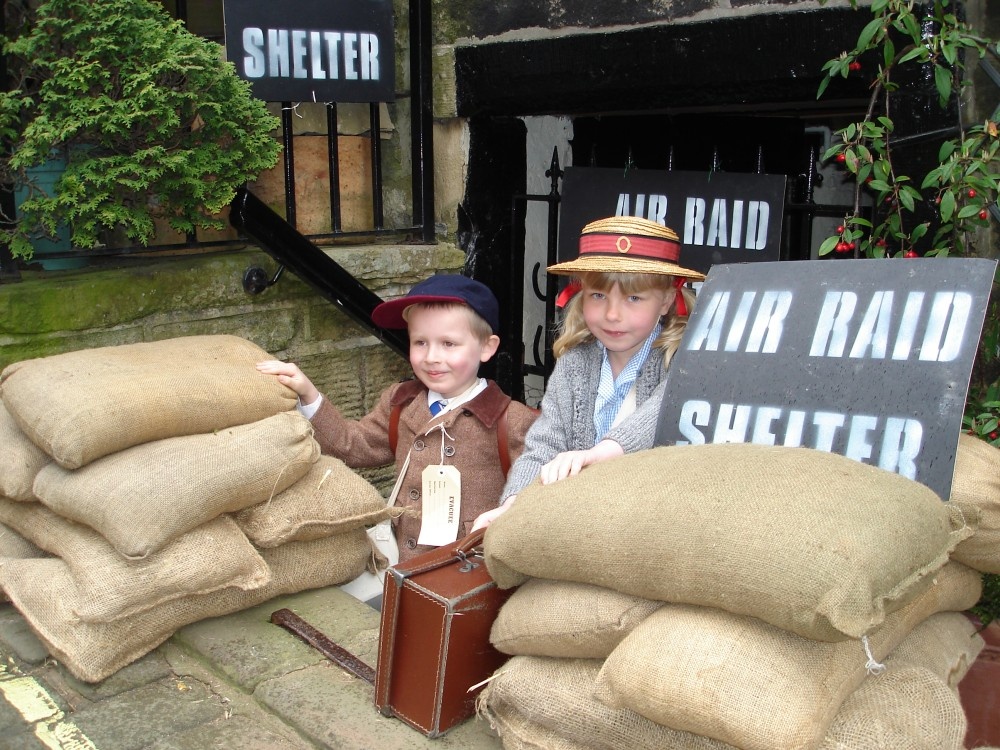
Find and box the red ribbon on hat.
[555,281,582,309]
[579,233,682,261]
[674,277,688,317]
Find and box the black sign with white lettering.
[558,167,786,274]
[654,258,997,499]
[222,0,395,102]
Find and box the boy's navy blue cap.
[371,275,500,333]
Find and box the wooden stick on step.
[270,608,376,684]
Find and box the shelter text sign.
[223,0,395,103]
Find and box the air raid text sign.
[558,167,786,274]
[654,258,997,499]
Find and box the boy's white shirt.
[426,377,487,416]
[298,394,322,419]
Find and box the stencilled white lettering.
[685,290,792,353]
[810,290,972,362]
[242,27,381,81]
[675,400,924,478]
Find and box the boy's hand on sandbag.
[256,360,320,407]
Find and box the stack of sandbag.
[0,335,394,682]
[479,443,983,750]
[479,611,981,750]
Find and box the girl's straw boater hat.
[547,216,705,281]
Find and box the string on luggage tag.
[861,635,885,675]
[422,422,456,467]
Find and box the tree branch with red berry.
[816,0,997,260]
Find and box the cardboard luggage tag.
[417,464,462,546]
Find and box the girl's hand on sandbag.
[472,496,516,531]
[256,360,320,406]
[539,439,625,484]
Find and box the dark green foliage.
[970,572,1000,628]
[0,0,280,258]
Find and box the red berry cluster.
[834,224,856,253]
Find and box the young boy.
[257,274,538,564]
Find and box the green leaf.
[934,64,953,106]
[940,191,957,222]
[937,140,958,160]
[818,235,840,257]
[899,47,926,64]
[857,18,883,50]
[883,38,895,68]
[900,13,922,42]
[898,189,916,211]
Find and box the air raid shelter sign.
[654,258,997,499]
[223,0,395,103]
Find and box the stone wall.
[0,242,465,489]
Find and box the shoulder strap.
[389,402,402,455]
[497,405,511,477]
[391,400,514,477]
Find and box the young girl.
[474,215,704,528]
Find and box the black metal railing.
[230,186,409,358]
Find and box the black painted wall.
[453,5,957,393]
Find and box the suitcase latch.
[455,549,480,572]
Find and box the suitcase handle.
[392,528,487,581]
[455,528,485,556]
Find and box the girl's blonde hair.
[552,271,695,368]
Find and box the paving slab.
[0,605,49,665]
[69,679,228,750]
[145,714,314,750]
[61,651,174,702]
[255,660,500,750]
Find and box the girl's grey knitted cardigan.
[500,340,668,501]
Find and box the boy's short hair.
[371,274,500,335]
[401,301,495,343]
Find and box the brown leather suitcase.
[375,528,512,737]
